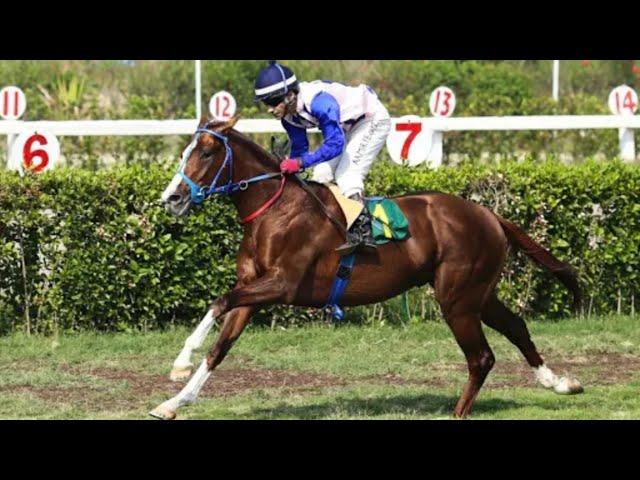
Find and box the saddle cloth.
[365,197,410,244]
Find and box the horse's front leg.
[150,305,255,420]
[150,272,290,420]
[170,244,259,381]
[209,271,291,319]
[170,304,260,381]
[169,308,217,382]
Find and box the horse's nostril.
[167,194,183,204]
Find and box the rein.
[290,175,349,238]
[239,175,287,224]
[178,127,349,236]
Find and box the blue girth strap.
[323,253,356,322]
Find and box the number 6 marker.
[8,129,60,174]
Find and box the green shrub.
[0,164,240,334]
[1,159,638,334]
[368,159,640,319]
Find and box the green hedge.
[1,159,639,334]
[368,159,640,319]
[0,163,240,335]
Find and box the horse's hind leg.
[150,306,254,420]
[434,265,497,418]
[481,294,583,395]
[444,310,495,418]
[481,294,543,368]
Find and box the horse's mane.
[200,120,280,169]
[231,130,276,160]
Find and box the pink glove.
[279,158,302,174]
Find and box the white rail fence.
[2,115,639,164]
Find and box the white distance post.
[1,85,27,165]
[552,60,560,101]
[426,86,457,167]
[209,91,237,121]
[8,129,60,175]
[386,115,432,167]
[608,85,638,162]
[195,60,202,119]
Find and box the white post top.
[1,115,640,136]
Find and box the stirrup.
[335,241,357,255]
[362,238,378,250]
[335,227,364,255]
[335,237,377,255]
[334,192,377,255]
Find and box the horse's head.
[161,115,240,216]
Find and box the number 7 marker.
[395,122,422,160]
[386,115,430,167]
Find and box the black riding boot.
[335,193,378,255]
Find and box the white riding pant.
[311,109,391,198]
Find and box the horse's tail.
[494,213,583,312]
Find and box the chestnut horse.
[150,116,583,420]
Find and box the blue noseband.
[178,128,234,204]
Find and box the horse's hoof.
[554,377,584,395]
[170,365,193,382]
[149,405,177,420]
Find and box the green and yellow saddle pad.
[366,197,410,245]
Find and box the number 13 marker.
[429,86,456,118]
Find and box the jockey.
[254,60,392,255]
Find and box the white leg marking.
[534,364,559,389]
[152,359,211,419]
[171,310,215,380]
[533,364,583,394]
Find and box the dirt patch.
[4,366,445,410]
[3,352,639,412]
[357,352,640,390]
[69,365,348,398]
[0,363,349,411]
[488,352,640,389]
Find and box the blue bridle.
[177,127,281,205]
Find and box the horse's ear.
[219,114,241,132]
[198,113,210,128]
